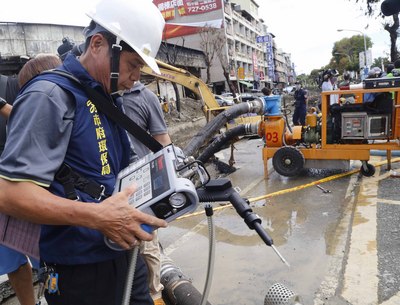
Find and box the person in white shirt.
[321,69,339,105]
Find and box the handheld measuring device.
[105,145,199,250]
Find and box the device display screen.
[150,155,170,195]
[369,117,386,134]
[153,176,164,190]
[118,153,171,207]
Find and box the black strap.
[84,85,163,153]
[55,163,78,200]
[55,163,106,200]
[110,42,121,94]
[42,70,163,153]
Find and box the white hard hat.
[368,66,382,78]
[86,0,165,74]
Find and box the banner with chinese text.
[153,0,176,20]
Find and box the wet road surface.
[159,138,361,305]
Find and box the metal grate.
[264,283,295,305]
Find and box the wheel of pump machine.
[272,146,305,177]
[360,162,375,177]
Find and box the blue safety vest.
[23,55,131,264]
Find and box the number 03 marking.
[266,132,279,143]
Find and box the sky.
[0,0,391,75]
[1,0,93,27]
[257,0,390,74]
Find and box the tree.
[372,56,390,68]
[310,69,323,87]
[296,73,315,88]
[331,35,372,72]
[198,26,225,85]
[353,0,399,61]
[215,34,240,99]
[384,13,399,61]
[158,36,184,116]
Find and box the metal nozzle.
[271,245,290,268]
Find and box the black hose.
[197,123,259,164]
[160,254,212,305]
[196,179,274,247]
[183,100,264,157]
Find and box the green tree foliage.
[372,56,390,68]
[353,0,399,61]
[331,35,372,73]
[302,1,397,77]
[309,69,323,87]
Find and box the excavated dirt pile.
[163,97,207,149]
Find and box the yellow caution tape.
[176,157,400,220]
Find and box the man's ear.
[88,34,107,55]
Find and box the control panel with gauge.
[105,145,199,250]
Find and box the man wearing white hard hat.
[0,0,167,304]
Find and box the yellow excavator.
[141,59,262,126]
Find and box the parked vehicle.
[250,89,262,95]
[214,95,235,106]
[221,92,234,99]
[272,88,282,95]
[240,93,256,102]
[283,86,295,95]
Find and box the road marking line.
[163,219,209,256]
[376,198,400,205]
[314,174,359,305]
[240,176,264,196]
[342,172,391,304]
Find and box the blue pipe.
[262,95,281,116]
[370,150,400,156]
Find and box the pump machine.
[258,79,400,177]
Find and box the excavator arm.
[141,59,222,120]
[141,59,263,127]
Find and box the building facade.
[0,1,296,91]
[153,0,295,93]
[0,22,84,75]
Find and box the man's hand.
[94,185,168,250]
[0,179,167,250]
